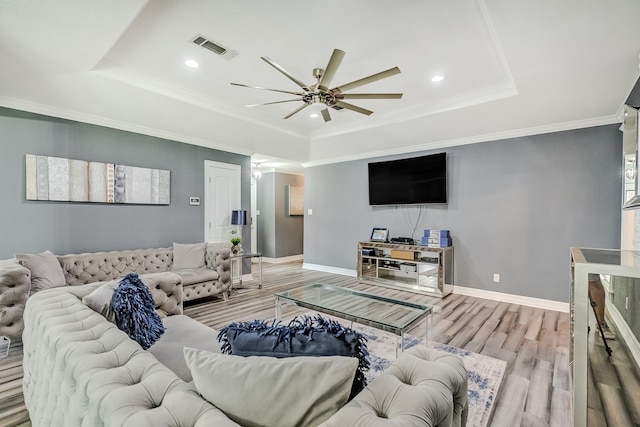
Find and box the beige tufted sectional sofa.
[0,244,231,338]
[22,277,469,427]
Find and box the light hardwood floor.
[1,260,633,427]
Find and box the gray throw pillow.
[184,347,358,427]
[172,242,206,270]
[82,280,119,323]
[15,250,66,295]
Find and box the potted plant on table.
[230,237,242,254]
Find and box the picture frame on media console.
[370,227,389,242]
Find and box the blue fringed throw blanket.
[111,273,165,350]
[218,314,370,399]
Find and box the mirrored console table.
[570,247,640,426]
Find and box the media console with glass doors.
[357,241,453,297]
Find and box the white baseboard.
[302,263,357,277]
[300,263,569,312]
[453,285,570,313]
[262,254,304,264]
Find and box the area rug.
[353,324,507,427]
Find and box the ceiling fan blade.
[246,99,302,107]
[335,67,401,93]
[334,101,373,116]
[318,49,345,91]
[230,82,304,96]
[340,93,403,99]
[261,57,310,91]
[283,103,310,119]
[321,108,332,122]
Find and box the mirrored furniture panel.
[570,247,640,426]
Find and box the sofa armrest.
[0,260,31,338]
[320,346,469,427]
[205,245,231,289]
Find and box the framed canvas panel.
[286,185,304,216]
[25,154,170,205]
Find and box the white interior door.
[204,160,241,243]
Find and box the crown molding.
[0,96,255,156]
[302,114,622,168]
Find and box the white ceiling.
[1,0,640,173]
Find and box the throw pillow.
[82,280,119,323]
[172,242,206,270]
[111,273,165,349]
[218,314,370,399]
[184,347,358,427]
[14,250,66,295]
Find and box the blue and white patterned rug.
[355,324,507,427]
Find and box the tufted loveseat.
[0,244,231,338]
[23,281,469,427]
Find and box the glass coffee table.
[275,283,433,356]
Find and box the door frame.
[204,160,241,243]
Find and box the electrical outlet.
[493,273,500,283]
[307,209,313,215]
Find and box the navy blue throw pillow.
[111,273,165,350]
[218,314,370,399]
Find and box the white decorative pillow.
[183,347,358,427]
[172,242,206,270]
[15,250,66,295]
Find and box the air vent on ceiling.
[192,35,238,60]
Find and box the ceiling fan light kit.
[231,48,403,122]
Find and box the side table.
[230,252,263,292]
[0,336,10,358]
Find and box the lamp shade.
[231,210,248,225]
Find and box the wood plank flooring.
[0,260,635,426]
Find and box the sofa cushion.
[111,273,165,350]
[148,315,222,382]
[172,268,218,286]
[218,314,370,398]
[184,347,358,427]
[15,250,66,295]
[172,242,206,270]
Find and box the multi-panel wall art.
[25,154,170,205]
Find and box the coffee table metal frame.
[275,283,432,356]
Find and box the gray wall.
[0,108,251,258]
[257,172,304,258]
[304,125,622,302]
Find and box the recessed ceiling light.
[310,113,319,118]
[431,75,444,82]
[185,59,199,68]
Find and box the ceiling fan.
[230,48,402,122]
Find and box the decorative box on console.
[422,237,452,248]
[424,229,450,238]
[390,250,416,260]
[422,229,452,248]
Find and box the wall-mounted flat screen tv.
[368,152,447,205]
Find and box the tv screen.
[368,153,447,205]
